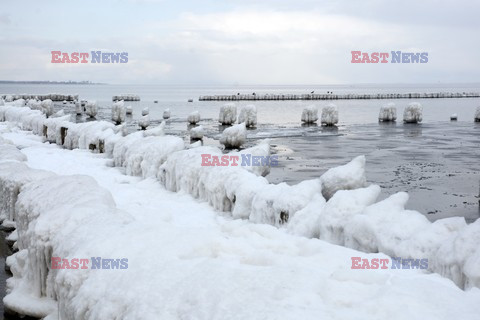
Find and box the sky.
[0,0,479,85]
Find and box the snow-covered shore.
[1,102,480,318]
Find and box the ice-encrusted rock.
[403,102,423,123]
[139,115,150,130]
[220,122,246,148]
[301,105,318,123]
[112,100,126,124]
[378,103,397,122]
[219,103,237,125]
[85,100,98,118]
[187,111,201,124]
[238,104,257,127]
[142,107,149,116]
[321,104,339,126]
[319,155,367,200]
[190,125,204,140]
[475,107,480,122]
[163,108,171,119]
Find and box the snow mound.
[220,122,246,148]
[190,125,204,140]
[378,103,397,122]
[219,103,237,125]
[320,155,367,200]
[238,104,257,127]
[187,111,201,124]
[321,104,339,126]
[301,105,318,123]
[403,102,423,123]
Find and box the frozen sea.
[1,83,480,222]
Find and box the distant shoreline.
[0,80,105,85]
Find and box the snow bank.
[238,104,257,127]
[403,102,423,123]
[111,100,126,124]
[187,111,201,124]
[319,155,367,200]
[219,103,237,125]
[163,108,171,119]
[301,105,318,123]
[378,103,397,122]
[220,122,246,148]
[321,103,339,126]
[190,125,204,140]
[85,100,97,118]
[475,106,480,122]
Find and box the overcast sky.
[1,0,479,85]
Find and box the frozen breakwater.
[112,94,140,101]
[1,93,78,102]
[0,102,480,318]
[199,91,480,101]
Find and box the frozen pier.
[199,92,480,101]
[1,93,78,101]
[112,94,140,101]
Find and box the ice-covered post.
[219,103,237,125]
[238,104,257,127]
[75,101,83,115]
[126,105,133,115]
[378,103,397,122]
[163,108,171,119]
[190,125,204,140]
[475,106,480,122]
[321,103,339,126]
[187,111,201,125]
[220,122,246,148]
[112,100,126,125]
[450,113,458,121]
[403,102,423,123]
[41,99,54,118]
[85,100,98,118]
[301,105,318,124]
[139,115,150,130]
[142,107,149,116]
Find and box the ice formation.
[111,100,126,124]
[321,103,339,126]
[220,122,246,148]
[85,100,97,118]
[238,104,257,127]
[40,99,54,117]
[75,101,82,115]
[475,106,480,122]
[163,108,171,119]
[403,102,423,123]
[301,105,318,123]
[126,105,133,115]
[142,107,149,116]
[187,111,201,124]
[138,115,150,130]
[450,113,458,121]
[378,103,397,122]
[219,103,237,125]
[190,125,204,140]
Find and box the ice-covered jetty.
[1,93,78,101]
[112,94,140,101]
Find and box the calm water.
[1,83,479,222]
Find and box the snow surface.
[1,104,480,319]
[403,102,423,123]
[378,103,397,122]
[321,103,339,126]
[238,104,257,127]
[187,111,201,124]
[301,105,318,123]
[220,122,246,148]
[219,103,237,125]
